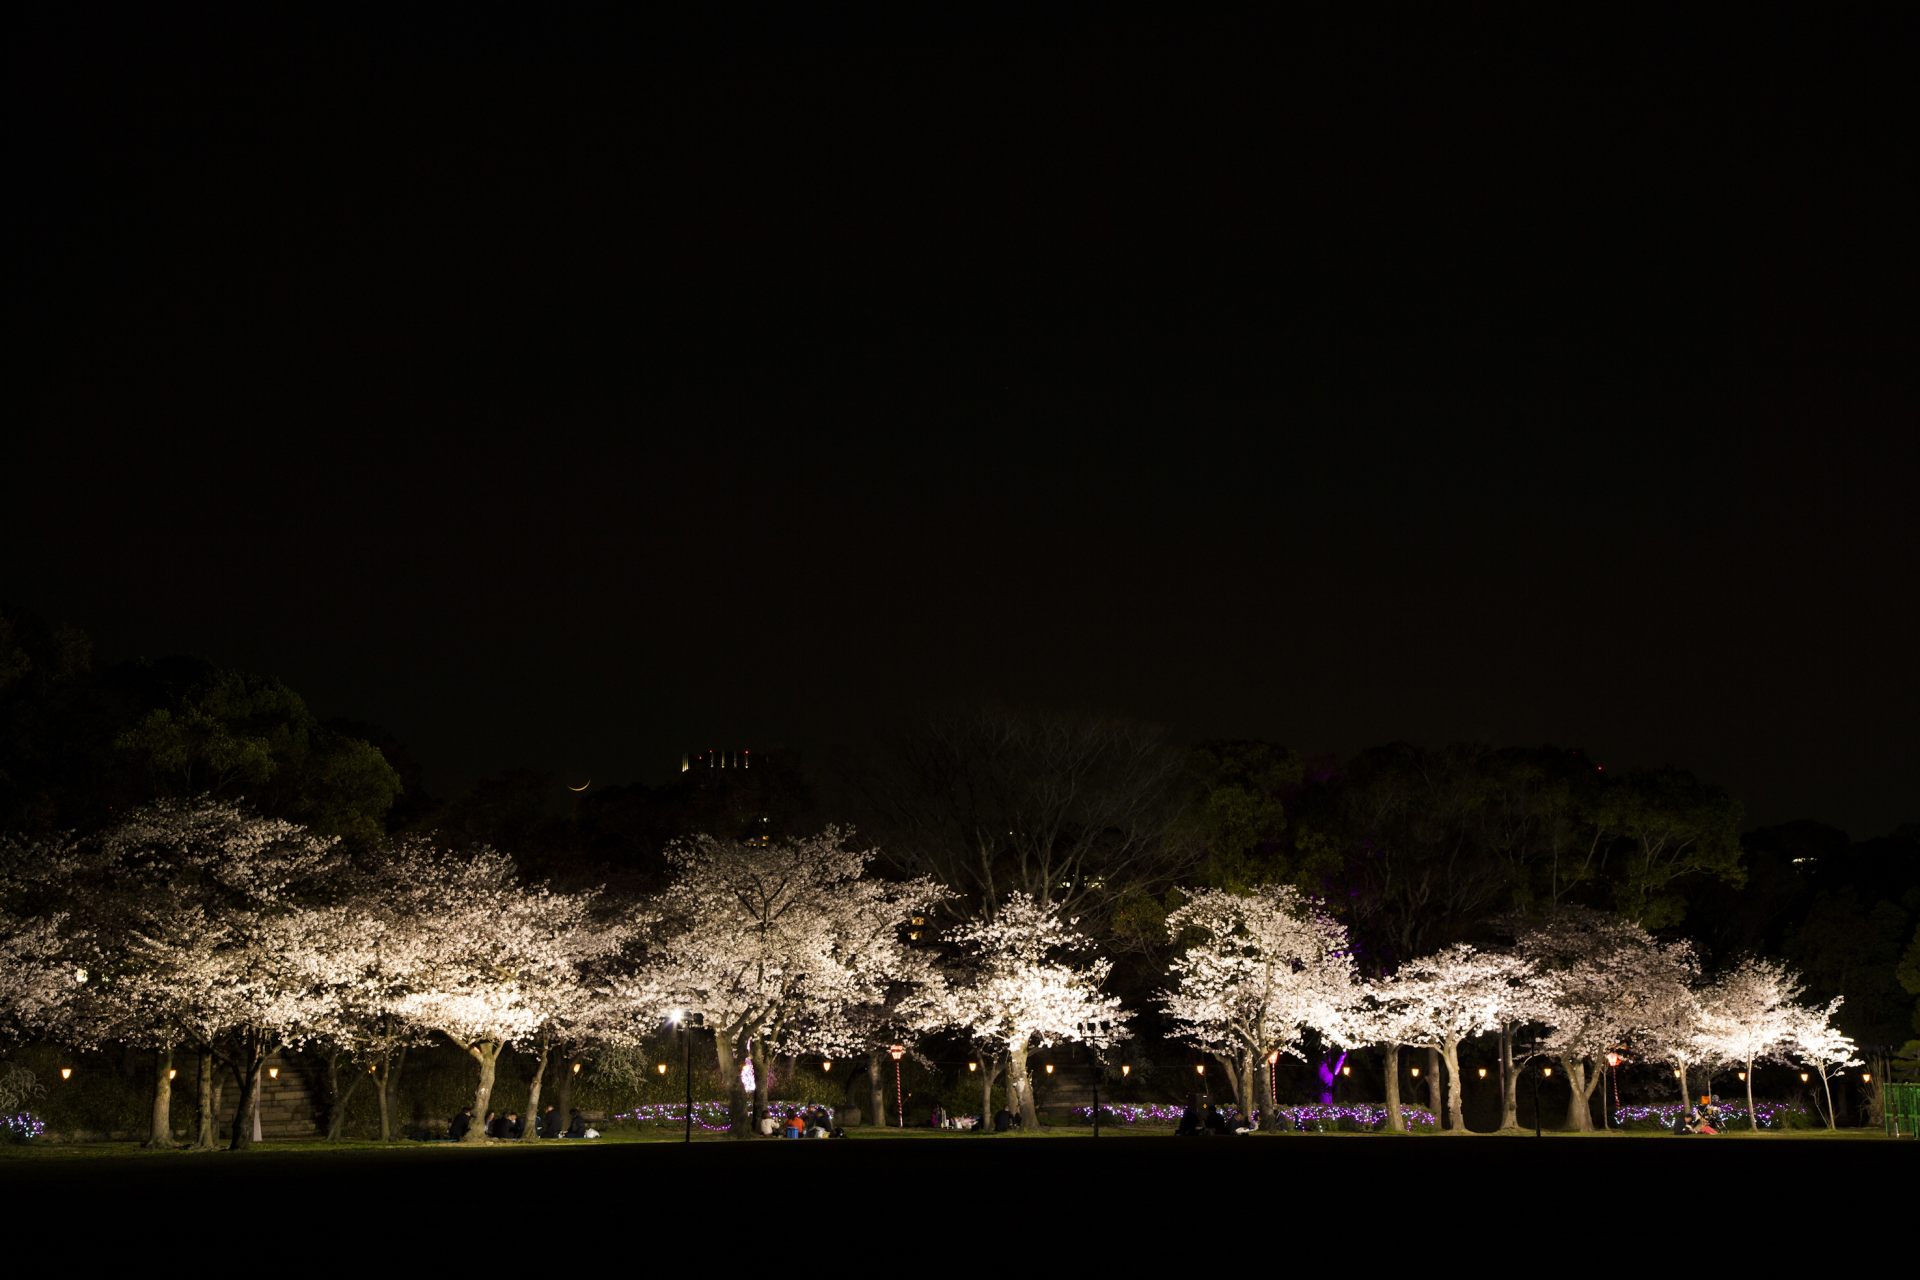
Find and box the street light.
[889,1045,906,1128]
[1604,1053,1621,1130]
[1079,1018,1119,1138]
[670,1011,703,1144]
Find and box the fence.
[1884,1083,1920,1138]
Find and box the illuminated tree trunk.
[1676,1063,1688,1115]
[142,1048,173,1147]
[1426,1047,1443,1119]
[979,1054,999,1125]
[1383,1043,1403,1132]
[1744,1054,1759,1131]
[463,1041,502,1143]
[1008,1044,1038,1129]
[521,1034,551,1141]
[1253,1056,1275,1130]
[1440,1036,1464,1132]
[716,1035,751,1138]
[228,1032,272,1150]
[751,1033,773,1129]
[1498,1026,1520,1130]
[373,1048,401,1142]
[867,1048,886,1127]
[1559,1057,1595,1132]
[192,1050,217,1151]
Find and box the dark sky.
[6,10,1916,836]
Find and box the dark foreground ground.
[4,1131,1911,1256]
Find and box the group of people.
[1680,1102,1721,1135]
[448,1104,594,1141]
[1176,1097,1238,1137]
[765,1104,837,1138]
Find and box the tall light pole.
[1079,1018,1119,1138]
[671,1011,702,1145]
[889,1044,905,1128]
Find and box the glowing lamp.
[656,1063,668,1076]
[1738,1072,1747,1081]
[968,1062,978,1073]
[168,1068,177,1081]
[1674,1069,1683,1078]
[1476,1067,1487,1079]
[1341,1066,1350,1077]
[1267,1051,1279,1066]
[572,1062,582,1074]
[60,1067,72,1081]
[1410,1067,1420,1078]
[822,1060,832,1072]
[1044,1063,1054,1075]
[1862,1073,1872,1084]
[1800,1072,1810,1083]
[889,1044,904,1062]
[1605,1053,1621,1068]
[1542,1068,1552,1078]
[1194,1064,1205,1076]
[669,1009,684,1026]
[1120,1064,1131,1078]
[268,1067,279,1080]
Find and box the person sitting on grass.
[449,1108,473,1140]
[505,1111,524,1139]
[565,1108,587,1139]
[536,1104,559,1138]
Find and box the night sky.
[7,11,1916,835]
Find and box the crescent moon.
[568,779,591,792]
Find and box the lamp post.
[1079,1018,1117,1138]
[1604,1053,1622,1130]
[889,1045,905,1128]
[671,1011,702,1145]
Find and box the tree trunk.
[324,1049,369,1141]
[463,1042,501,1142]
[751,1033,772,1130]
[1008,1044,1038,1129]
[868,1049,886,1127]
[144,1047,173,1147]
[228,1035,271,1150]
[1676,1063,1688,1114]
[1383,1043,1403,1133]
[1426,1046,1443,1119]
[192,1049,217,1151]
[522,1035,551,1141]
[552,1054,574,1135]
[716,1035,751,1138]
[1441,1038,1464,1132]
[1254,1055,1275,1131]
[979,1056,996,1125]
[1745,1055,1759,1131]
[1560,1057,1594,1132]
[1498,1025,1519,1130]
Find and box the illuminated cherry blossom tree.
[1516,908,1697,1131]
[1368,944,1525,1130]
[1787,998,1861,1130]
[644,828,945,1137]
[1158,885,1358,1128]
[383,842,632,1143]
[918,892,1128,1130]
[1695,956,1807,1132]
[30,799,346,1149]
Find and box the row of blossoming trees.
[0,798,1860,1145]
